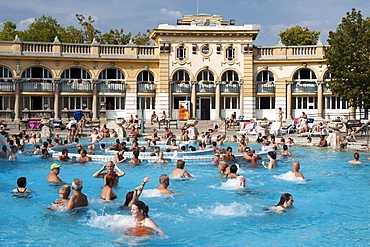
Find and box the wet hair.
[283,145,288,151]
[80,149,87,155]
[230,164,238,173]
[277,193,292,207]
[180,146,186,151]
[59,185,71,197]
[268,151,276,160]
[62,149,68,154]
[17,177,27,187]
[150,152,156,156]
[133,200,149,216]
[41,149,48,154]
[124,191,134,206]
[72,178,83,191]
[176,160,185,169]
[139,146,146,152]
[354,153,360,160]
[226,146,232,152]
[100,143,106,149]
[105,173,118,187]
[307,137,312,141]
[159,174,169,184]
[133,150,140,159]
[189,146,196,151]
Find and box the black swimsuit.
[17,188,27,193]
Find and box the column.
[286,81,293,121]
[14,79,21,121]
[191,81,196,118]
[92,80,98,121]
[53,80,60,120]
[239,80,244,118]
[215,81,221,120]
[317,81,324,120]
[349,106,356,120]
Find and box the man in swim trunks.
[150,111,158,125]
[47,163,63,183]
[57,149,70,161]
[77,149,91,163]
[155,174,174,194]
[291,162,305,179]
[93,161,125,187]
[67,178,88,210]
[221,147,236,162]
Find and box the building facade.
[0,14,355,124]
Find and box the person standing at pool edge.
[47,164,63,183]
[67,178,88,210]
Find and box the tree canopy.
[0,14,150,45]
[325,8,370,110]
[279,25,320,46]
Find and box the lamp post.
[140,97,145,133]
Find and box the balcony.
[256,83,275,93]
[221,84,240,93]
[98,80,126,93]
[21,80,54,92]
[196,82,216,93]
[0,80,15,91]
[60,80,93,92]
[137,82,155,93]
[292,82,318,93]
[172,83,191,93]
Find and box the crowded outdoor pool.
[1,140,369,246]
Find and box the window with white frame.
[0,96,15,110]
[21,96,54,110]
[256,70,274,82]
[99,68,125,80]
[221,70,239,82]
[137,97,155,109]
[293,68,317,81]
[221,96,239,109]
[0,65,13,78]
[100,96,125,110]
[61,67,91,79]
[137,71,154,83]
[325,96,348,109]
[256,97,275,109]
[225,46,235,61]
[177,45,186,60]
[172,70,190,82]
[173,96,191,109]
[292,96,317,109]
[22,67,52,79]
[61,96,92,110]
[197,70,214,82]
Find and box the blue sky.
[1,0,369,45]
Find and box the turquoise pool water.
[1,141,369,246]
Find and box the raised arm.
[128,176,151,207]
[93,165,107,178]
[115,165,125,177]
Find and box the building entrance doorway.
[31,96,43,110]
[201,98,211,120]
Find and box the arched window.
[61,67,91,79]
[99,68,125,80]
[256,70,274,82]
[293,68,317,81]
[225,46,235,61]
[0,65,13,78]
[22,67,52,79]
[221,70,239,82]
[172,70,190,82]
[177,46,186,60]
[137,70,154,83]
[324,71,332,81]
[197,70,214,82]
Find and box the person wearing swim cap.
[47,163,63,183]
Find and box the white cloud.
[159,8,182,18]
[18,18,35,30]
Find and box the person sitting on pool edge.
[47,163,63,183]
[67,178,88,210]
[274,193,294,213]
[291,162,305,179]
[155,174,174,194]
[11,177,32,193]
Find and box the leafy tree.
[99,28,131,45]
[22,15,65,42]
[61,26,84,43]
[0,21,19,41]
[325,9,370,113]
[75,14,101,43]
[279,25,320,46]
[133,29,151,45]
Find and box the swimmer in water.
[93,161,125,187]
[155,174,174,194]
[120,176,151,208]
[153,151,168,163]
[219,164,239,178]
[262,151,278,169]
[102,173,119,201]
[280,145,292,156]
[349,153,362,164]
[53,185,71,209]
[236,175,246,188]
[47,164,63,183]
[11,177,32,193]
[172,160,192,178]
[291,162,305,179]
[67,178,88,210]
[274,193,294,213]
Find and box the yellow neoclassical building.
[0,14,355,126]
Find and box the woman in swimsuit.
[274,193,294,213]
[102,173,118,201]
[125,201,162,236]
[172,160,192,178]
[11,177,32,193]
[262,151,278,169]
[317,135,328,147]
[53,185,71,209]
